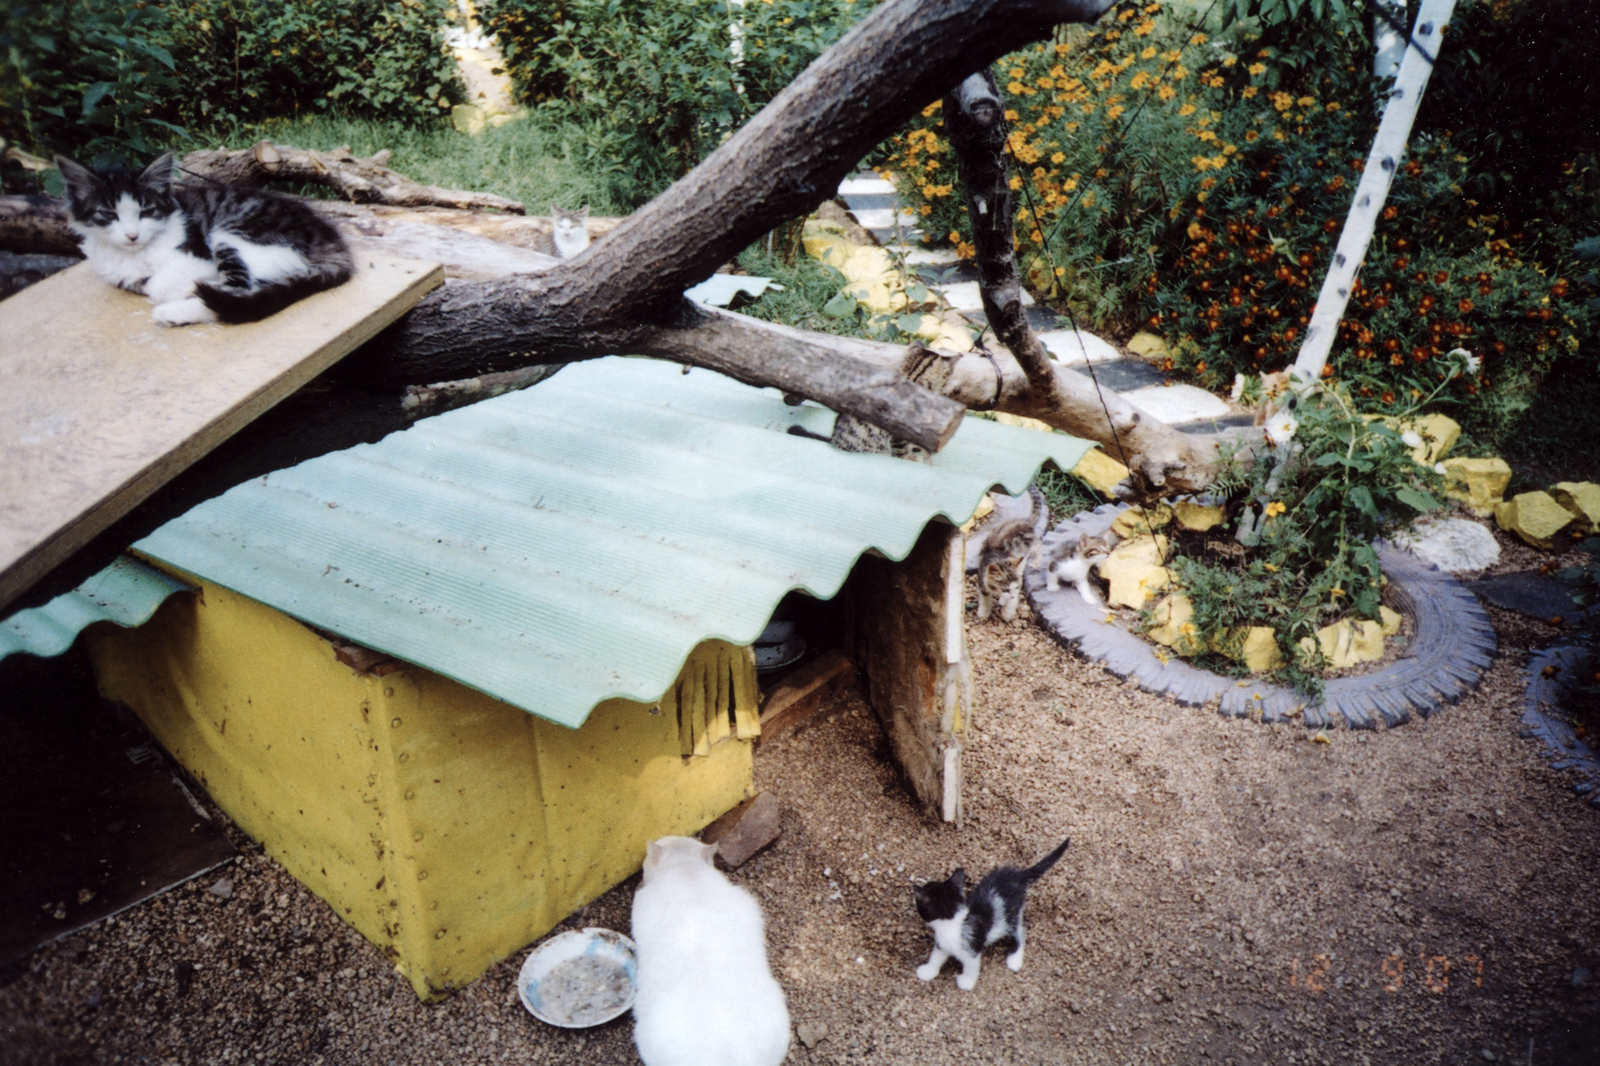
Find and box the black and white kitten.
[913,838,1070,991]
[55,151,353,326]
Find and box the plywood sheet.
[0,255,443,612]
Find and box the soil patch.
[3,604,1599,1065]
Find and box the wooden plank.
[0,255,443,613]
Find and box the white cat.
[551,203,591,259]
[631,837,791,1066]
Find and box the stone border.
[1025,505,1497,729]
[1522,645,1600,808]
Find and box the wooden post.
[1292,0,1458,385]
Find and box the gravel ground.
[4,527,1599,1066]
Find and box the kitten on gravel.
[1042,528,1119,606]
[550,203,591,259]
[631,836,790,1066]
[914,838,1071,991]
[55,151,352,326]
[975,484,1049,623]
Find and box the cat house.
[78,356,1094,998]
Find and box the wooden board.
[0,255,443,613]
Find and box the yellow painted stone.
[86,571,756,1001]
[839,246,895,286]
[1111,503,1174,539]
[1173,499,1225,532]
[1146,592,1202,655]
[1379,605,1403,636]
[1239,627,1286,673]
[1441,456,1512,517]
[1127,331,1169,358]
[993,411,1055,433]
[802,221,850,262]
[1102,534,1171,609]
[1496,490,1575,549]
[844,282,905,313]
[926,321,975,352]
[1388,414,1461,465]
[1071,448,1132,498]
[1297,619,1385,669]
[1551,482,1600,534]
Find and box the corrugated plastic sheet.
[131,356,1094,728]
[0,556,191,660]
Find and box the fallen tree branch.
[942,67,1215,496]
[178,141,526,214]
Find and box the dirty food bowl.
[516,928,637,1028]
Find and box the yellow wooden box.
[85,571,757,999]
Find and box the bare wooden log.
[178,141,526,213]
[942,67,1215,497]
[0,195,77,256]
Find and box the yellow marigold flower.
[1171,65,1187,80]
[1210,154,1228,168]
[1223,55,1237,67]
[1029,229,1043,242]
[1082,191,1096,207]
[1245,129,1259,141]
[920,204,931,215]
[1223,143,1237,154]
[1179,103,1197,116]
[948,230,961,244]
[1191,32,1207,44]
[1038,76,1055,89]
[1326,101,1341,111]
[1106,105,1125,121]
[1248,62,1266,75]
[1141,46,1157,59]
[1118,7,1135,19]
[1062,178,1078,191]
[1051,151,1066,163]
[1242,86,1258,98]
[1055,266,1066,276]
[1008,81,1026,94]
[1297,95,1315,107]
[1009,176,1024,190]
[1135,19,1155,35]
[1158,85,1176,101]
[1192,156,1212,171]
[1196,129,1217,141]
[1265,502,1286,517]
[1163,50,1181,62]
[1010,67,1024,78]
[1130,71,1150,90]
[921,101,942,117]
[1273,129,1286,140]
[1004,108,1019,121]
[1272,91,1294,111]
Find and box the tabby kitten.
[55,151,352,326]
[914,838,1071,991]
[974,485,1048,622]
[550,203,591,259]
[1042,529,1119,606]
[830,343,953,462]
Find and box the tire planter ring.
[1025,504,1496,729]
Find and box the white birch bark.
[1292,0,1458,385]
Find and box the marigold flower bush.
[883,0,1596,445]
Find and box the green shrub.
[883,0,1596,445]
[2,0,461,168]
[484,0,874,176]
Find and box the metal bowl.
[516,927,637,1028]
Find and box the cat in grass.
[550,203,591,259]
[631,837,790,1066]
[914,838,1071,991]
[55,151,352,326]
[974,484,1049,622]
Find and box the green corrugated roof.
[81,357,1092,726]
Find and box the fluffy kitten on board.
[55,151,352,326]
[631,837,790,1066]
[974,485,1049,622]
[914,838,1071,991]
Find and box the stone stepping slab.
[835,175,1236,431]
[1521,645,1600,808]
[1023,505,1497,729]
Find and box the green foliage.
[1,0,461,169]
[484,0,873,176]
[159,0,464,131]
[2,0,186,165]
[884,0,1596,447]
[1163,378,1447,690]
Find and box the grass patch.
[192,111,671,215]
